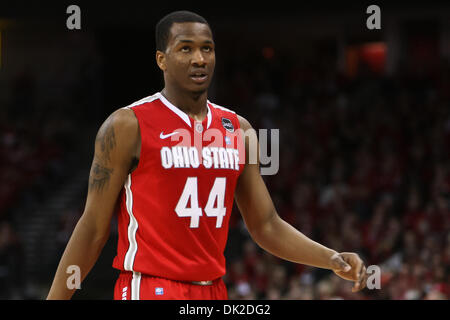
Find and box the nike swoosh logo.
[160,131,179,139]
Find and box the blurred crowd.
[1,28,449,300]
[219,50,450,300]
[0,69,71,298]
[0,34,101,298]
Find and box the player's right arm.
[46,108,140,300]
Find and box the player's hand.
[330,252,368,292]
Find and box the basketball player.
[47,11,368,300]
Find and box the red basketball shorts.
[114,271,228,300]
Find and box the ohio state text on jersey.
[112,92,245,281]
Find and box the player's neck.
[161,87,208,122]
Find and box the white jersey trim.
[208,101,236,114]
[131,271,141,300]
[123,174,138,271]
[157,92,192,127]
[121,93,160,110]
[123,92,218,130]
[206,104,212,129]
[158,92,214,129]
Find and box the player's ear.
[156,50,167,71]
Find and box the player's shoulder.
[109,108,138,129]
[207,100,237,115]
[236,114,252,131]
[207,100,252,131]
[99,96,149,137]
[122,92,161,109]
[111,93,163,128]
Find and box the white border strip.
[157,92,192,127]
[123,174,138,271]
[131,271,141,300]
[206,104,212,129]
[122,93,160,110]
[208,101,236,114]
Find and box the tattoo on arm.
[88,115,116,193]
[89,163,114,192]
[96,116,116,162]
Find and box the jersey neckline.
[157,92,212,130]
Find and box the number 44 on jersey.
[175,177,227,228]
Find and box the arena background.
[0,1,449,300]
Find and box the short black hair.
[155,11,210,52]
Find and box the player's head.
[155,11,215,95]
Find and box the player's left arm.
[234,115,368,292]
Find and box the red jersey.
[112,92,245,282]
